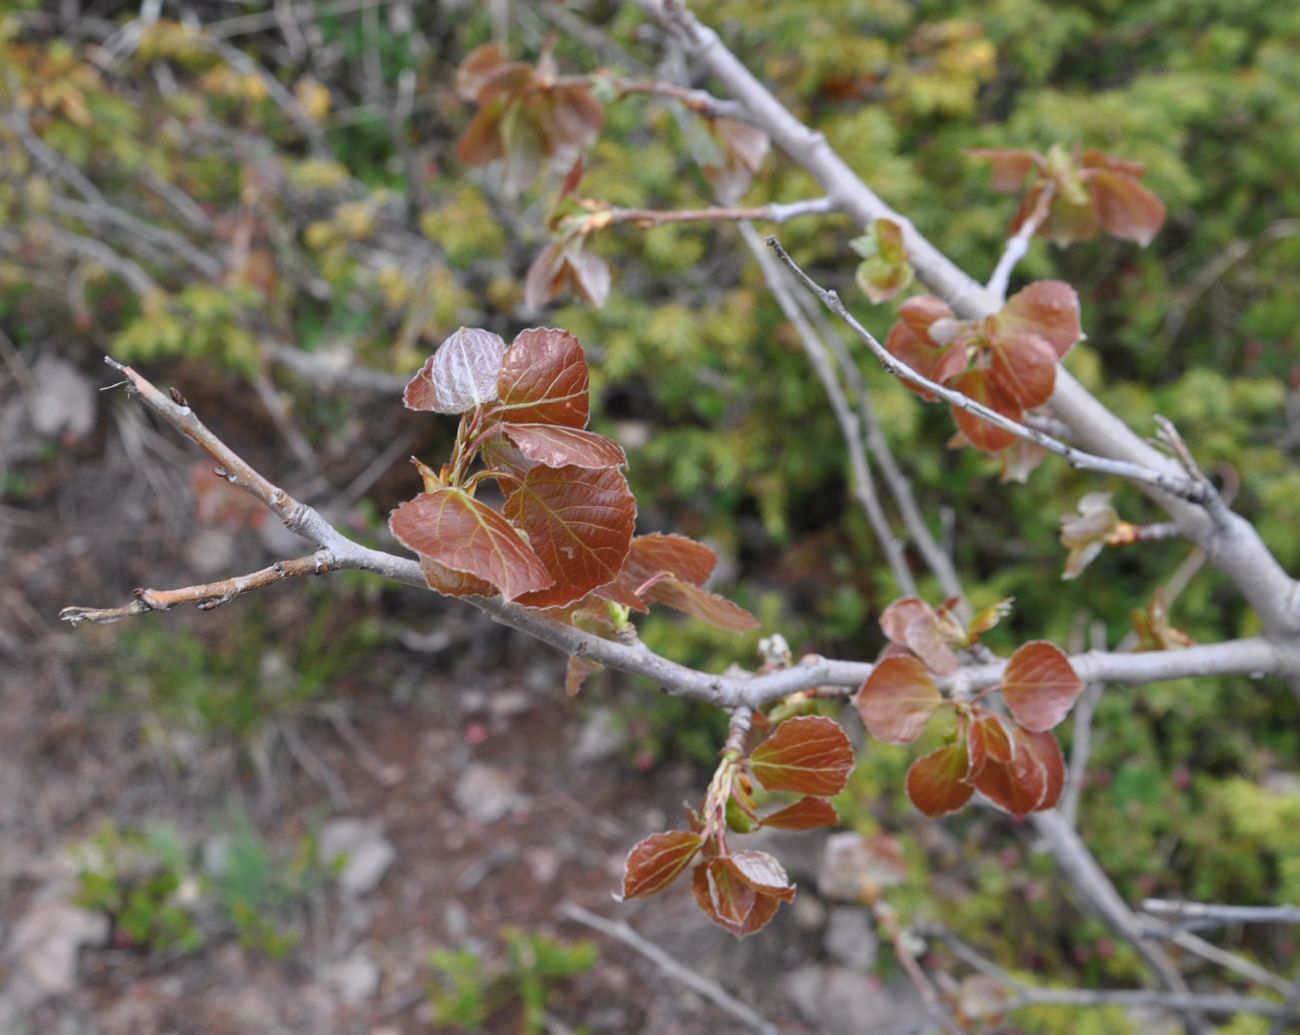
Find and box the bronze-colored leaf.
[389,488,553,602]
[749,716,855,796]
[498,423,626,469]
[997,281,1083,359]
[504,464,636,610]
[644,577,760,632]
[966,713,1014,780]
[967,148,1043,193]
[621,831,703,899]
[972,724,1049,817]
[760,796,839,831]
[691,862,782,939]
[988,330,1058,410]
[1001,640,1084,732]
[885,296,968,399]
[1081,152,1166,247]
[856,656,942,744]
[497,327,590,428]
[907,743,975,817]
[948,369,1020,454]
[725,850,796,902]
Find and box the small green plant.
[74,822,203,954]
[74,816,331,960]
[428,928,597,1034]
[209,817,329,959]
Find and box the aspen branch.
[1141,901,1300,930]
[59,361,1300,713]
[766,236,1212,502]
[586,195,836,230]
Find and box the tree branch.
[1141,901,1300,930]
[559,902,783,1035]
[766,236,1212,503]
[592,195,836,230]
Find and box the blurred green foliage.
[74,816,330,959]
[428,928,597,1034]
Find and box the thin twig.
[594,196,835,230]
[1032,809,1211,1034]
[1141,901,1300,929]
[558,902,784,1035]
[767,236,1210,503]
[60,553,330,625]
[868,900,963,1035]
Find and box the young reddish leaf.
[703,857,756,926]
[496,327,589,428]
[539,85,604,162]
[389,488,553,602]
[972,724,1049,817]
[504,465,636,609]
[566,246,612,308]
[902,610,960,676]
[760,796,839,831]
[594,534,757,629]
[966,713,1015,779]
[885,296,969,399]
[691,863,781,938]
[621,831,703,899]
[419,556,495,598]
[1023,728,1066,810]
[948,369,1020,454]
[856,656,942,744]
[498,423,626,469]
[997,281,1083,359]
[644,578,760,632]
[988,331,1058,410]
[1038,185,1102,245]
[623,533,717,587]
[1002,640,1084,732]
[1086,166,1165,247]
[404,327,507,414]
[879,598,959,675]
[455,42,508,101]
[523,240,570,311]
[907,743,975,818]
[749,716,855,796]
[880,597,934,647]
[565,654,602,697]
[725,850,796,902]
[967,148,1042,193]
[456,102,507,166]
[479,435,537,482]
